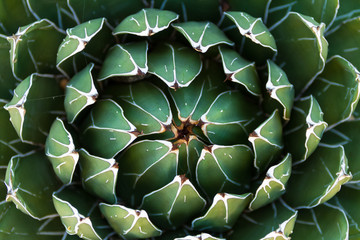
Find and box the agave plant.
[1,0,360,239]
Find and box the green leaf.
[0,35,17,100]
[218,46,261,96]
[4,74,64,144]
[175,233,225,240]
[5,152,61,220]
[271,12,328,94]
[249,110,283,173]
[80,99,137,158]
[114,8,178,36]
[331,0,360,28]
[117,140,178,206]
[196,145,253,198]
[291,203,348,240]
[64,63,98,123]
[45,118,79,184]
[224,11,277,52]
[79,148,118,204]
[7,19,64,80]
[53,185,111,239]
[249,153,292,211]
[191,193,252,232]
[264,60,295,120]
[173,21,234,53]
[230,200,297,240]
[148,43,202,89]
[284,145,351,208]
[98,41,148,81]
[140,175,206,229]
[284,96,327,163]
[57,18,113,78]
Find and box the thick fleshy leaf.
[249,154,292,211]
[98,41,148,81]
[191,193,252,232]
[284,96,327,164]
[172,21,234,53]
[57,18,113,78]
[196,145,253,197]
[224,11,277,52]
[305,56,360,127]
[140,175,206,229]
[0,202,64,240]
[53,185,112,239]
[4,74,64,144]
[249,110,283,173]
[64,63,98,123]
[114,8,178,36]
[148,43,202,89]
[5,152,61,220]
[80,99,137,158]
[175,233,225,240]
[200,90,261,145]
[265,60,294,120]
[230,200,297,240]
[271,12,328,94]
[7,19,64,80]
[117,140,178,206]
[100,203,162,239]
[45,118,79,184]
[291,203,348,240]
[218,46,260,96]
[284,145,351,208]
[79,149,118,204]
[0,35,17,100]
[331,0,360,28]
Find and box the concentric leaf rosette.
[1,1,360,240]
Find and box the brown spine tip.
[83,41,88,46]
[112,162,119,169]
[249,131,259,138]
[131,129,142,137]
[60,78,69,89]
[197,119,205,127]
[135,210,141,216]
[195,46,202,52]
[219,192,226,198]
[179,174,188,184]
[224,73,233,82]
[172,82,179,91]
[91,94,98,101]
[203,145,213,153]
[148,29,154,36]
[137,68,145,76]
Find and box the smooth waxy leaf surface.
[79,149,118,204]
[249,110,283,173]
[81,99,137,158]
[196,145,253,197]
[331,0,360,28]
[148,43,202,89]
[117,140,178,206]
[230,200,297,240]
[7,19,64,80]
[141,175,206,229]
[284,145,351,208]
[173,21,234,53]
[192,193,252,232]
[284,96,327,163]
[291,203,348,240]
[0,35,17,100]
[64,63,98,123]
[100,203,162,239]
[98,41,148,81]
[219,46,260,96]
[4,74,64,144]
[5,152,61,220]
[45,118,79,184]
[249,154,291,210]
[114,8,178,36]
[271,12,328,94]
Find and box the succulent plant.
[1,0,360,239]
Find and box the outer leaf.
[331,0,360,28]
[140,175,206,229]
[249,154,292,211]
[271,12,328,94]
[172,21,234,53]
[284,145,351,208]
[4,74,64,144]
[5,152,61,220]
[99,203,162,239]
[148,43,202,89]
[45,118,79,184]
[191,193,252,232]
[0,35,17,100]
[114,8,179,36]
[64,63,98,123]
[98,41,148,81]
[80,99,137,158]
